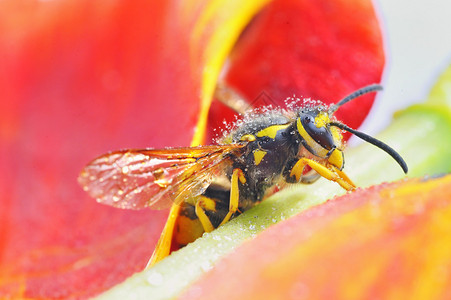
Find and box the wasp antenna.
[330,122,408,174]
[329,84,383,114]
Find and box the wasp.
[78,84,408,267]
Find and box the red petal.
[0,1,204,298]
[217,0,384,138]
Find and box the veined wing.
[78,144,244,210]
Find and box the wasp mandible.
[78,84,408,266]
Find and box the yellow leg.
[195,199,215,233]
[290,159,308,182]
[290,158,356,191]
[214,82,249,114]
[146,203,181,268]
[331,165,356,188]
[194,168,245,234]
[219,168,245,227]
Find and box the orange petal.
[181,174,451,300]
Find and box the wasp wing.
[78,145,243,210]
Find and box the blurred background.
[361,0,451,137]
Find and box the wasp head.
[295,84,408,174]
[296,108,345,170]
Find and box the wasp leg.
[219,168,246,227]
[146,203,181,268]
[195,197,216,233]
[290,158,356,191]
[331,165,356,188]
[214,82,250,114]
[299,169,321,184]
[290,158,308,182]
[194,168,245,232]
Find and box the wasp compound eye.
[300,114,334,150]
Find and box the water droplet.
[146,272,164,286]
[122,166,129,174]
[200,261,212,272]
[155,179,169,188]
